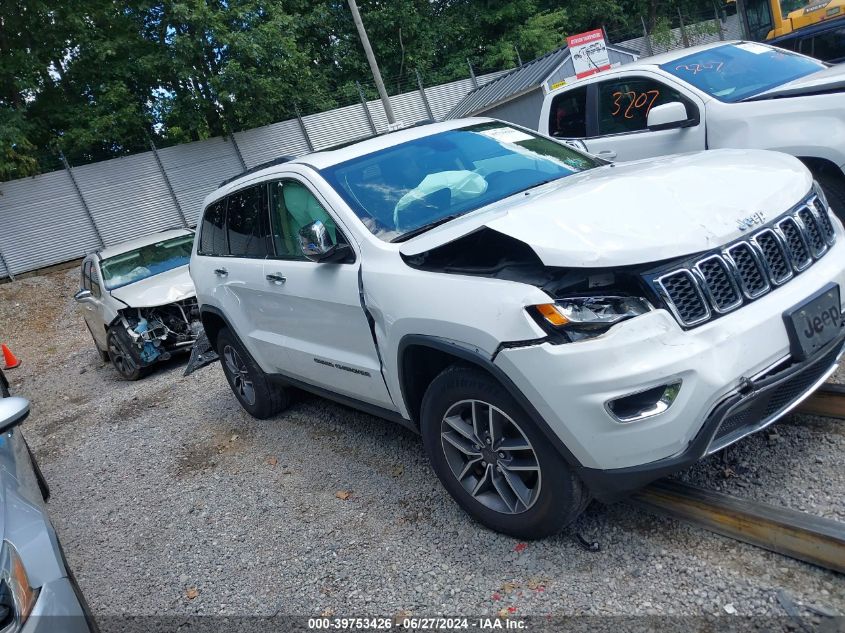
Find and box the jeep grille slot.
[813,197,836,243]
[776,217,812,271]
[653,194,835,329]
[754,229,793,285]
[657,270,710,326]
[696,256,742,313]
[726,243,768,299]
[797,206,827,257]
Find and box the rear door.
[215,182,283,372]
[260,177,394,408]
[584,73,707,161]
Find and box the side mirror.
[647,102,695,131]
[0,397,29,434]
[298,220,349,263]
[74,289,93,303]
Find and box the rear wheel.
[107,326,148,381]
[216,328,288,419]
[420,366,589,539]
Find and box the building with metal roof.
[446,42,639,129]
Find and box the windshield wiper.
[391,214,464,243]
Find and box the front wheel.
[107,326,147,381]
[420,366,589,539]
[216,328,289,419]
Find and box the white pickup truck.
[538,41,845,217]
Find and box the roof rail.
[218,155,297,188]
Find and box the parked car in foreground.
[539,41,845,217]
[74,229,202,380]
[191,119,845,538]
[0,393,96,631]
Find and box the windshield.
[101,234,193,290]
[661,43,826,102]
[319,122,601,241]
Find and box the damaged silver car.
[74,229,202,380]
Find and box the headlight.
[0,541,38,631]
[530,296,653,341]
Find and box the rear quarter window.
[199,199,227,256]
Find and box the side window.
[775,37,799,53]
[597,77,694,136]
[82,260,101,297]
[268,180,343,260]
[810,27,845,62]
[198,199,227,256]
[225,184,272,258]
[548,86,588,138]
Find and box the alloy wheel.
[440,399,541,514]
[222,345,256,406]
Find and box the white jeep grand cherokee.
[190,119,845,538]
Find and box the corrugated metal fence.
[0,70,506,279]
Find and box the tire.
[0,369,9,398]
[216,327,288,419]
[420,366,589,539]
[813,169,845,224]
[106,325,148,381]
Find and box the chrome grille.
[655,195,836,328]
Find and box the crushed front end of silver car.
[116,297,203,366]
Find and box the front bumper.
[579,331,845,501]
[23,576,95,633]
[494,233,845,485]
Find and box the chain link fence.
[608,5,743,56]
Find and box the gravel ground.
[0,268,843,625]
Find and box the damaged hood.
[747,63,845,100]
[109,265,195,307]
[399,149,812,267]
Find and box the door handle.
[596,150,617,159]
[266,272,286,285]
[214,268,228,277]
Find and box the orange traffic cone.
[1,344,20,370]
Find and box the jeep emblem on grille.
[736,212,766,231]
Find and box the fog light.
[605,381,682,423]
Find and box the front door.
[260,177,394,409]
[584,74,707,162]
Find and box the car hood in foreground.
[399,149,812,268]
[748,63,845,99]
[109,265,196,307]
